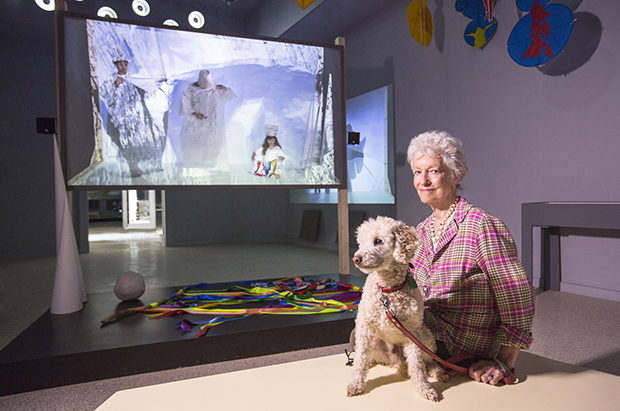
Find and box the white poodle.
[347,216,448,401]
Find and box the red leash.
[378,280,469,375]
[384,307,516,384]
[378,277,516,384]
[385,311,470,375]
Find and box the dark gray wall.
[0,0,399,259]
[164,189,290,246]
[0,1,251,259]
[0,11,57,259]
[244,0,325,38]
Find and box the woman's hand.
[469,360,504,385]
[469,345,519,385]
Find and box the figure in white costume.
[179,70,237,171]
[252,125,285,178]
[99,47,168,178]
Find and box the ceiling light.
[163,19,179,27]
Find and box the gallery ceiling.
[9,0,399,45]
[185,0,267,20]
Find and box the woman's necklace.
[430,197,459,243]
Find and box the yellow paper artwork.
[295,0,317,11]
[466,22,495,49]
[407,0,433,46]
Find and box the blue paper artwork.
[455,0,498,49]
[507,0,574,67]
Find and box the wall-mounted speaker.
[36,117,56,135]
[347,131,360,145]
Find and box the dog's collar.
[378,275,412,294]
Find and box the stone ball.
[114,271,145,301]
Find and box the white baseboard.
[560,282,620,302]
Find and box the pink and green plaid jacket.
[411,197,535,358]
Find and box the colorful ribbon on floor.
[141,277,362,338]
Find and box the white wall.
[341,0,620,299]
[561,234,620,301]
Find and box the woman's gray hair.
[407,130,468,187]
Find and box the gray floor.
[0,220,361,351]
[1,220,620,410]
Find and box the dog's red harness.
[379,277,516,385]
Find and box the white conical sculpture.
[50,135,87,314]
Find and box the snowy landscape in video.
[68,19,340,188]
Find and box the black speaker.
[299,209,321,242]
[36,117,56,135]
[347,131,360,145]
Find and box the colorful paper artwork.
[455,0,498,49]
[407,0,433,46]
[507,0,574,67]
[295,0,317,11]
[482,0,495,22]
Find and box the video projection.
[291,85,394,204]
[59,12,345,189]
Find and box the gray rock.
[114,271,145,301]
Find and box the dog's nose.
[352,255,362,265]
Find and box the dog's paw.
[418,386,440,402]
[428,365,450,382]
[346,384,365,397]
[413,380,440,402]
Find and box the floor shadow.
[362,372,408,394]
[578,350,620,377]
[516,352,587,378]
[360,367,473,399]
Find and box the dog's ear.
[393,221,419,264]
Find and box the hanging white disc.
[188,11,205,29]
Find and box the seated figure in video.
[252,125,285,178]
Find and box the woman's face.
[114,60,128,75]
[412,155,460,210]
[267,137,276,148]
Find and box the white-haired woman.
[407,130,535,385]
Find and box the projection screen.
[58,12,346,190]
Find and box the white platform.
[96,351,620,410]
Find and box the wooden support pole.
[335,37,350,277]
[338,188,350,276]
